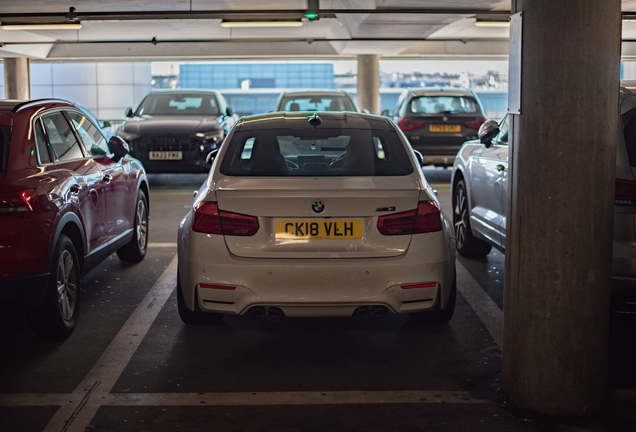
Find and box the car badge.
[442,116,448,122]
[312,200,325,213]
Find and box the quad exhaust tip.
[353,306,388,321]
[249,306,285,322]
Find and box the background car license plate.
[149,151,182,160]
[275,220,363,239]
[429,124,461,132]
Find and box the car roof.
[235,111,394,131]
[280,90,352,97]
[145,89,221,95]
[406,88,476,97]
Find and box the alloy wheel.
[136,199,148,251]
[56,250,77,321]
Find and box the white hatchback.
[177,112,456,323]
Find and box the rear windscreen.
[220,128,414,177]
[623,109,636,167]
[279,96,357,112]
[0,124,10,172]
[410,96,479,114]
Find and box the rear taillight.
[0,189,36,219]
[397,118,425,131]
[192,201,259,236]
[465,118,487,130]
[615,179,636,206]
[377,201,442,236]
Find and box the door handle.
[103,174,113,184]
[69,184,82,195]
[496,164,506,172]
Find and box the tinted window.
[136,93,220,116]
[67,112,109,158]
[220,128,413,177]
[279,96,356,112]
[409,96,479,114]
[496,115,509,144]
[0,124,9,172]
[42,113,84,161]
[34,120,51,165]
[623,108,636,167]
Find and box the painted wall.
[0,62,152,120]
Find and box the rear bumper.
[0,273,50,313]
[177,212,456,317]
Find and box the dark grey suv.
[392,89,488,167]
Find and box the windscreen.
[220,128,414,177]
[279,96,357,112]
[409,96,479,114]
[0,124,9,172]
[136,93,220,116]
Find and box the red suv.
[0,99,149,338]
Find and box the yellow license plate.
[429,124,461,132]
[275,220,363,239]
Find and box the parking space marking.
[456,260,503,347]
[148,242,178,247]
[43,255,179,432]
[1,390,487,408]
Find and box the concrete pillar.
[502,0,620,415]
[4,58,31,100]
[356,55,380,114]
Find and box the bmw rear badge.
[312,200,325,213]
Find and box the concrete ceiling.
[0,0,634,61]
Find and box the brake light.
[615,179,636,206]
[200,284,236,290]
[402,282,437,289]
[465,118,487,130]
[397,118,425,131]
[377,201,442,236]
[192,201,259,236]
[0,189,36,219]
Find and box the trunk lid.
[215,176,421,258]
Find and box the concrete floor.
[1,169,636,432]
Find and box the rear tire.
[453,179,492,257]
[117,190,149,263]
[177,272,223,325]
[27,234,81,338]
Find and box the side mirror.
[478,120,499,148]
[108,136,130,162]
[225,107,234,116]
[413,149,424,167]
[206,149,219,165]
[102,120,112,128]
[125,107,134,118]
[380,109,389,117]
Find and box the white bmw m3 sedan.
[177,111,456,324]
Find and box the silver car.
[451,88,636,309]
[177,112,456,323]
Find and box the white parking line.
[456,260,504,347]
[0,390,486,408]
[1,255,504,430]
[43,255,179,432]
[148,242,178,248]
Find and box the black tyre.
[410,276,456,324]
[177,272,223,325]
[117,190,149,263]
[453,179,492,257]
[27,234,81,338]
